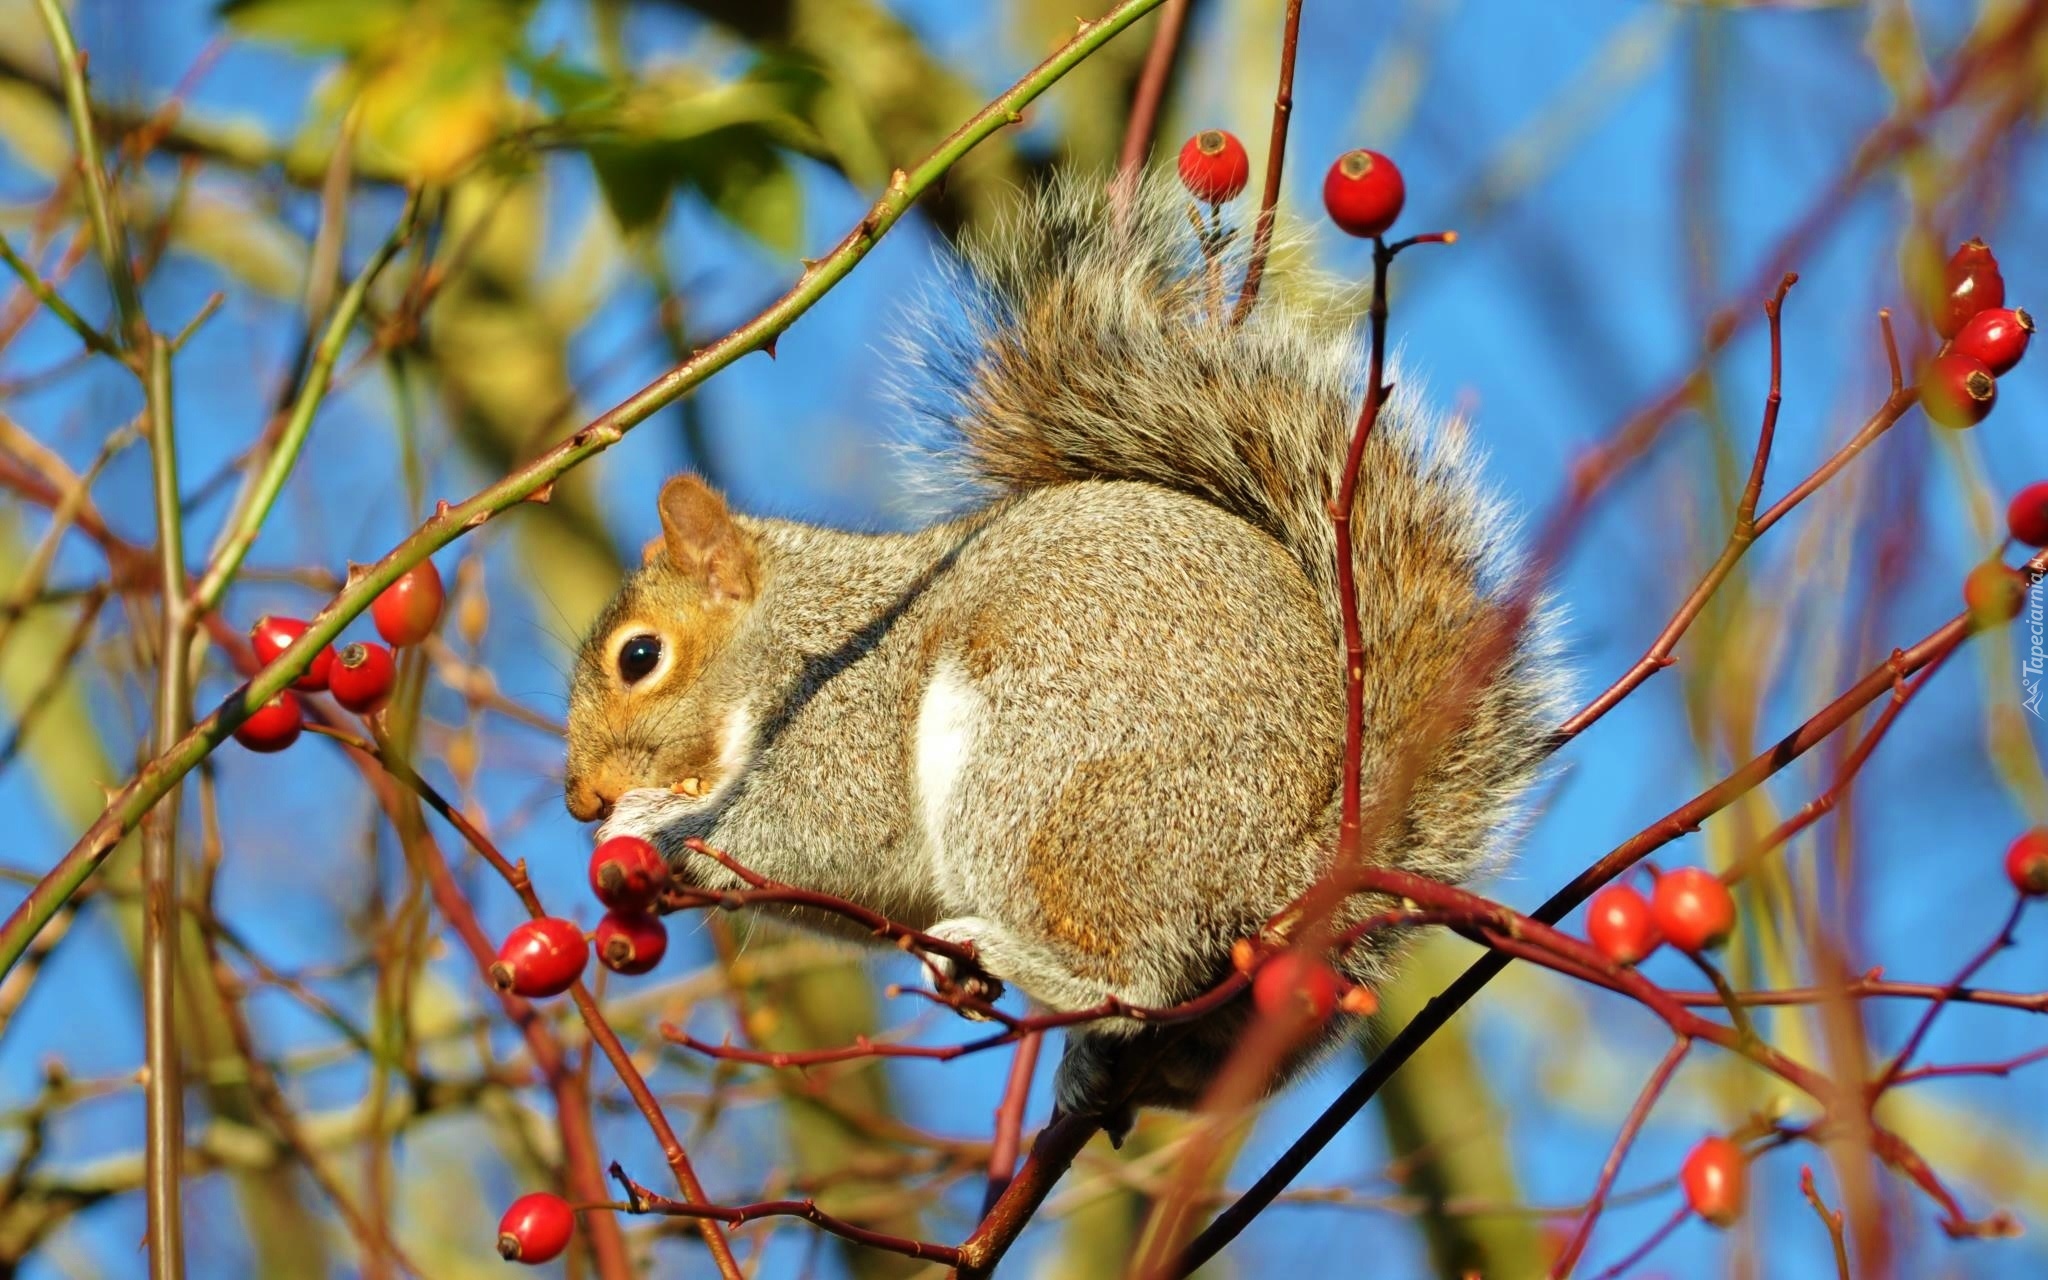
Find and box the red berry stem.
[1227,0,1304,326]
[1720,640,1960,886]
[1548,1036,1693,1278]
[609,1161,968,1268]
[1871,895,2029,1093]
[1110,0,1195,215]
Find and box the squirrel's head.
[564,474,760,824]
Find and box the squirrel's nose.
[565,777,617,823]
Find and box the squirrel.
[565,170,1562,1139]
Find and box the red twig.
[955,1111,1101,1277]
[608,1164,965,1266]
[1555,286,1928,744]
[1872,895,2030,1092]
[1549,1037,1692,1278]
[1722,641,1954,884]
[1890,1044,2048,1085]
[1802,1165,1852,1280]
[1111,0,1192,215]
[675,839,983,974]
[664,972,1251,1067]
[1227,0,1302,324]
[1585,1203,1691,1280]
[983,1031,1044,1214]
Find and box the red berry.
[1951,306,2033,375]
[1936,238,2005,339]
[250,616,335,691]
[595,910,669,975]
[1963,561,2027,625]
[497,1192,574,1264]
[1176,130,1250,205]
[232,690,303,753]
[589,835,670,912]
[1586,884,1661,966]
[328,642,396,713]
[490,918,588,998]
[1921,353,1997,429]
[2008,483,2048,547]
[372,560,444,648]
[1681,1135,1748,1228]
[1322,149,1405,238]
[1650,868,1736,954]
[1252,952,1341,1026]
[2007,829,2048,897]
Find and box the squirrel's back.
[897,171,1562,889]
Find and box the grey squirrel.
[565,170,1562,1136]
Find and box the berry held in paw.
[590,835,669,912]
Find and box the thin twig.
[1550,1037,1692,1278]
[1228,0,1303,324]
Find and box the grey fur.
[568,172,1565,1132]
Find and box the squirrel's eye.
[617,634,663,685]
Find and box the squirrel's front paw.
[923,917,1007,1017]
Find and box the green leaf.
[217,0,412,53]
[589,141,683,233]
[680,131,803,254]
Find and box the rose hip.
[249,615,334,691]
[489,918,588,998]
[595,910,669,976]
[373,560,445,647]
[589,835,669,912]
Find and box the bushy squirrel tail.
[896,171,1564,885]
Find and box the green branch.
[190,191,423,614]
[34,0,143,343]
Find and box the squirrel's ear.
[657,474,756,604]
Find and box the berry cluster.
[232,561,446,751]
[488,835,676,1262]
[588,834,672,976]
[1585,865,1738,969]
[485,837,676,1000]
[1921,239,2031,430]
[1175,129,1409,240]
